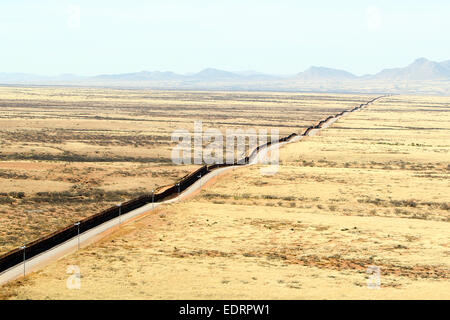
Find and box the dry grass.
[1,94,449,299]
[0,86,373,254]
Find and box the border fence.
[0,96,387,275]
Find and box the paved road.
[0,110,349,286]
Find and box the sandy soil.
[1,94,449,299]
[0,86,372,254]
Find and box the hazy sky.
[1,0,449,76]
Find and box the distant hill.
[0,73,84,82]
[93,68,277,82]
[1,58,449,95]
[0,72,47,82]
[439,60,450,71]
[232,70,279,80]
[94,71,183,81]
[188,68,241,80]
[370,58,450,80]
[296,66,356,80]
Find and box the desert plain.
[0,88,448,299]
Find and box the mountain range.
[1,58,450,95]
[91,68,278,82]
[2,57,449,83]
[294,58,450,81]
[83,58,450,81]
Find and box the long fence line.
[0,95,387,274]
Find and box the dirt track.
[0,96,384,286]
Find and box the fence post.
[74,222,80,249]
[116,203,122,226]
[152,189,155,209]
[20,245,26,277]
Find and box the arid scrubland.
[0,86,371,255]
[1,94,448,299]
